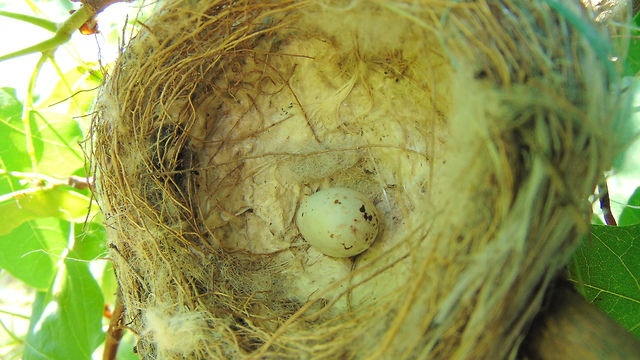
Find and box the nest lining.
[90,0,625,359]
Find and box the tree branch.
[521,280,640,359]
[0,0,130,62]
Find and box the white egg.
[296,188,380,258]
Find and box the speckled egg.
[296,188,380,258]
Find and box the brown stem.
[520,280,640,360]
[73,0,132,14]
[599,180,617,226]
[103,290,125,360]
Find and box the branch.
[0,6,91,62]
[75,0,133,13]
[598,180,617,226]
[0,169,94,191]
[521,280,640,359]
[0,0,130,62]
[102,291,125,360]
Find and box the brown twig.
[599,180,617,226]
[103,290,125,360]
[72,0,133,14]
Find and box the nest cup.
[90,0,626,358]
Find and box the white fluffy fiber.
[143,307,206,358]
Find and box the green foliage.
[568,229,640,337]
[0,1,149,357]
[620,187,640,226]
[568,188,640,339]
[41,65,103,115]
[0,87,85,175]
[625,12,640,77]
[1,82,107,357]
[23,259,104,360]
[0,4,94,61]
[0,218,68,290]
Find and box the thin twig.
[0,169,94,191]
[598,180,617,226]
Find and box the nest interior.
[90,0,626,359]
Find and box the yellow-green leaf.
[0,186,100,236]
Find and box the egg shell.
[296,188,380,258]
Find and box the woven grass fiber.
[90,0,628,358]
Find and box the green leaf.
[619,187,640,226]
[31,110,84,176]
[2,109,84,178]
[41,65,103,115]
[1,86,84,177]
[23,258,105,360]
[0,88,31,175]
[0,87,22,120]
[623,11,640,77]
[0,218,68,290]
[625,12,640,77]
[73,221,107,261]
[612,80,640,176]
[100,261,118,307]
[117,332,140,360]
[0,186,99,236]
[568,224,640,338]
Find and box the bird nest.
[89,0,625,358]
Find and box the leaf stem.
[0,6,92,62]
[0,308,30,320]
[22,53,50,172]
[0,10,58,32]
[0,317,24,343]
